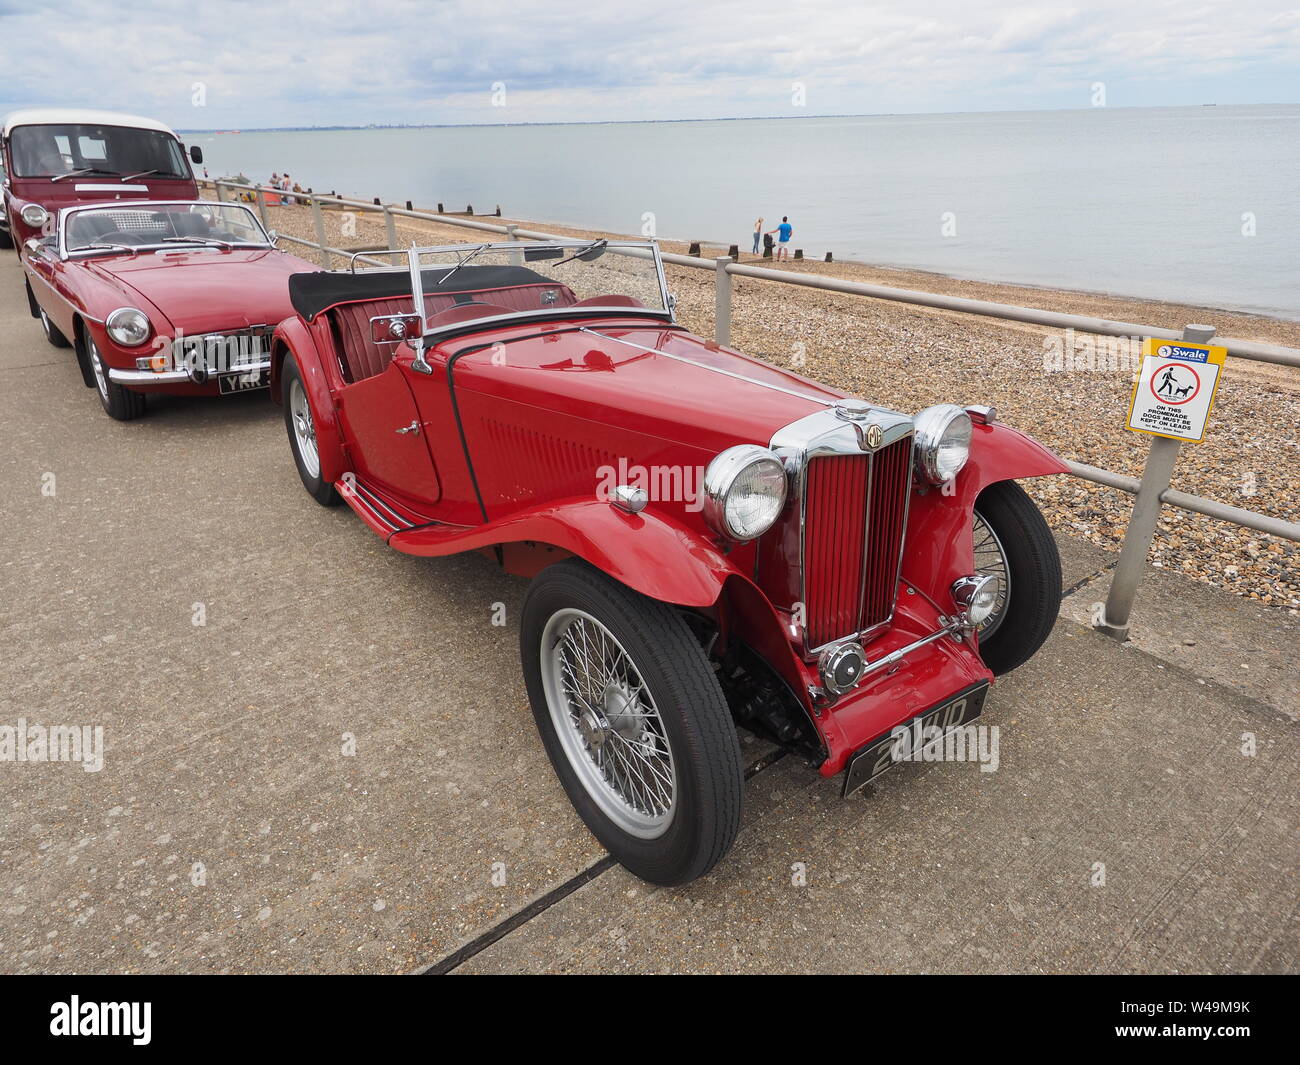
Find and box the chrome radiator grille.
[802,436,913,650]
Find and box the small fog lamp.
[951,574,1001,627]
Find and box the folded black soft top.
[288,265,552,321]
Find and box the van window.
[8,124,191,180]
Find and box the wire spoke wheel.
[972,509,1011,639]
[523,561,742,883]
[541,608,676,838]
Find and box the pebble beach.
[235,191,1300,615]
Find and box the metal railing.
[201,179,1300,633]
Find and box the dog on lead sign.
[1127,338,1227,444]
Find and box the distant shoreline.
[176,100,1297,135]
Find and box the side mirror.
[369,314,422,344]
[190,145,204,165]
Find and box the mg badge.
[863,422,883,449]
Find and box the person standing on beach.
[767,216,793,261]
[752,217,764,255]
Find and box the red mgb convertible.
[22,200,314,419]
[271,241,1066,884]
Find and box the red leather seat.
[328,283,578,383]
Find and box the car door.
[23,237,75,336]
[334,355,442,506]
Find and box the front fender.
[271,317,347,485]
[903,420,1068,607]
[392,498,739,608]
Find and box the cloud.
[1,0,1297,127]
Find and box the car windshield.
[63,202,271,254]
[351,240,671,327]
[8,124,191,180]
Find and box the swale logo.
[49,996,151,1045]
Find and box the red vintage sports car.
[271,241,1066,885]
[23,200,314,419]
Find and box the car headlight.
[20,204,48,228]
[105,307,152,347]
[702,445,787,540]
[913,404,972,485]
[952,574,1001,626]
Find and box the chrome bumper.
[108,357,272,385]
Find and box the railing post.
[310,195,330,269]
[1096,323,1217,640]
[213,181,225,203]
[505,225,521,266]
[383,205,397,250]
[255,186,270,229]
[714,256,733,346]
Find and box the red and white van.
[1,109,202,253]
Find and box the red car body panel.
[902,421,1068,610]
[274,275,1068,777]
[26,242,314,396]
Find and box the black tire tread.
[281,355,339,506]
[974,480,1061,675]
[41,308,71,348]
[88,338,146,421]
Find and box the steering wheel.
[96,230,150,245]
[426,303,514,329]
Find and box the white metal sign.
[1126,338,1226,444]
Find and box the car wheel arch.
[514,552,827,764]
[23,277,40,319]
[274,334,346,486]
[903,422,1067,607]
[70,317,97,388]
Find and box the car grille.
[802,436,912,650]
[176,326,273,372]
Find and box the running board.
[337,477,420,536]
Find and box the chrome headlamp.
[951,574,1002,627]
[20,204,49,229]
[702,445,787,541]
[913,404,972,485]
[105,307,152,347]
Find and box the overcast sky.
[2,1,1298,128]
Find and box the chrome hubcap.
[972,510,1011,639]
[289,378,320,479]
[89,339,108,400]
[540,608,676,838]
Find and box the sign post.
[1095,324,1225,641]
